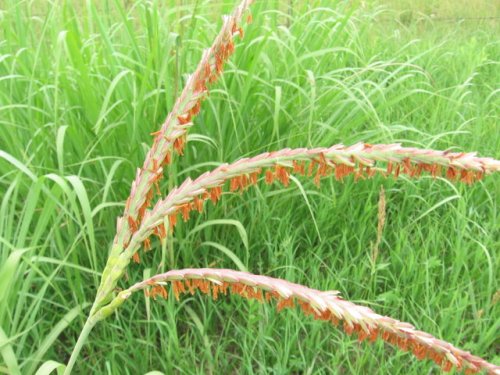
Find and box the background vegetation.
[0,0,498,373]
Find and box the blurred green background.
[0,0,498,373]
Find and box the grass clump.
[0,0,499,374]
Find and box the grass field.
[0,0,499,374]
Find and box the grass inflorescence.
[0,0,499,374]
[118,268,498,374]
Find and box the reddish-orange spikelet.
[177,114,191,125]
[343,321,354,335]
[446,167,458,180]
[369,328,378,343]
[293,160,305,175]
[172,281,180,301]
[335,163,354,181]
[204,62,211,78]
[194,78,208,94]
[193,196,204,213]
[215,53,224,75]
[147,187,154,202]
[151,159,159,172]
[397,337,409,351]
[357,328,369,343]
[314,156,330,186]
[168,213,177,230]
[231,175,248,192]
[442,361,453,372]
[184,280,194,295]
[153,223,167,240]
[162,151,171,166]
[394,164,401,178]
[148,285,168,300]
[276,297,294,312]
[151,172,163,196]
[241,174,249,190]
[265,169,274,184]
[275,165,290,186]
[136,185,155,221]
[313,171,321,187]
[138,202,147,221]
[249,171,259,185]
[226,40,235,55]
[180,204,191,222]
[307,160,316,177]
[230,176,240,192]
[127,216,138,233]
[189,101,202,117]
[402,157,412,174]
[386,161,393,175]
[368,166,376,178]
[354,164,364,182]
[210,186,222,204]
[172,281,186,301]
[430,163,440,178]
[208,70,219,84]
[173,135,186,155]
[132,252,140,264]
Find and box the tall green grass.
[0,0,498,373]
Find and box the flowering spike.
[121,268,500,375]
[122,145,499,266]
[98,4,257,312]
